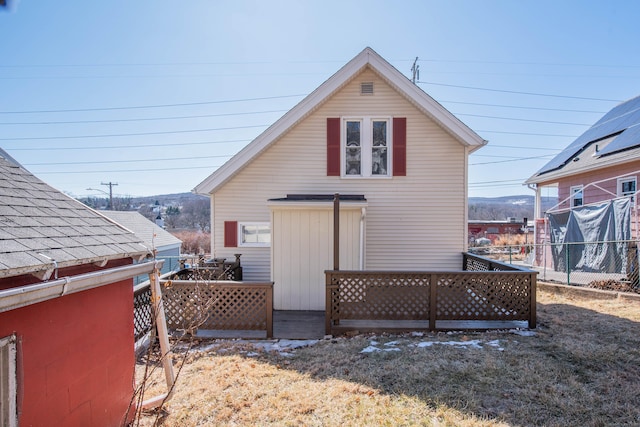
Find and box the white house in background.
[194,47,486,311]
[100,210,182,279]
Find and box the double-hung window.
[343,117,391,177]
[618,176,636,202]
[570,185,583,207]
[238,222,271,247]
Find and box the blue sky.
[1,1,639,199]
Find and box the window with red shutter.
[327,118,341,176]
[393,117,406,176]
[328,116,406,178]
[224,221,238,247]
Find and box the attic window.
[360,82,374,95]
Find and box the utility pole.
[101,181,118,209]
[411,57,420,84]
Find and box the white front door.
[271,206,362,310]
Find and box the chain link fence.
[469,240,640,293]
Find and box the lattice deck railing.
[159,280,273,337]
[326,253,536,334]
[133,283,152,341]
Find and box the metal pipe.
[359,207,366,270]
[0,260,164,314]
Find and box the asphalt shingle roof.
[0,150,149,279]
[98,210,182,251]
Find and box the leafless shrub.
[170,230,211,255]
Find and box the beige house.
[194,48,486,310]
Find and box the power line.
[455,113,590,126]
[0,124,269,141]
[485,144,562,151]
[5,138,252,151]
[0,94,305,114]
[477,130,578,137]
[34,164,224,174]
[440,99,606,114]
[469,155,554,166]
[0,109,288,125]
[24,153,233,166]
[418,81,622,102]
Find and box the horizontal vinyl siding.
[212,68,466,280]
[557,162,640,209]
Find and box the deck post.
[529,272,537,329]
[266,283,274,338]
[325,271,333,335]
[429,273,437,330]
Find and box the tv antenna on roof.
[411,57,420,84]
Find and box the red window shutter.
[224,221,238,247]
[393,117,407,176]
[327,117,341,176]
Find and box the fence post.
[529,272,537,329]
[429,273,437,330]
[325,271,333,335]
[266,283,273,338]
[566,242,570,285]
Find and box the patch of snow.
[360,345,401,354]
[510,330,536,337]
[384,341,400,347]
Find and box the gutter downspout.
[0,260,164,314]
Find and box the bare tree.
[178,198,210,232]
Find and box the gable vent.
[360,82,374,95]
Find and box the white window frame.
[1,335,17,427]
[570,185,583,207]
[238,222,271,247]
[618,176,637,201]
[341,117,392,178]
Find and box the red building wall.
[0,260,136,427]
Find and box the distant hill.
[131,192,207,207]
[468,195,557,221]
[124,192,557,223]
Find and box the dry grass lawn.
[132,289,640,426]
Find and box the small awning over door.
[269,195,367,311]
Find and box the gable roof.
[193,47,487,195]
[0,150,149,279]
[99,210,182,251]
[527,94,640,184]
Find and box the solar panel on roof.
[597,124,640,156]
[536,95,640,175]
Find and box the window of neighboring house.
[618,176,637,202]
[1,335,17,427]
[343,117,391,177]
[570,185,583,207]
[238,222,271,247]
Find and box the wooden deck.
[192,312,530,340]
[195,311,325,340]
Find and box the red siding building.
[0,150,155,426]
